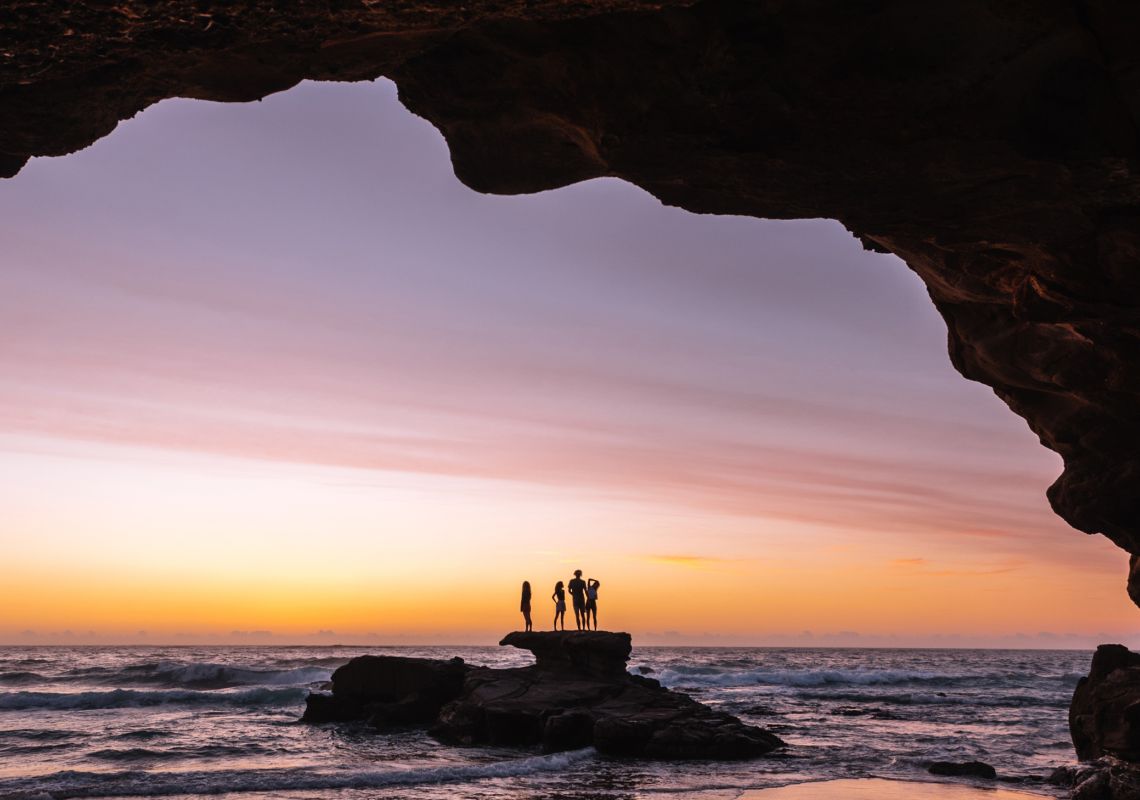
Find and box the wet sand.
[739,779,1050,800]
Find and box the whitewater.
[0,646,1088,799]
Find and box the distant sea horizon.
[0,642,1113,651]
[0,635,1129,651]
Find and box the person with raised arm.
[586,578,600,631]
[567,570,587,630]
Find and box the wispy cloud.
[646,555,727,570]
[0,74,1115,627]
[889,557,1026,577]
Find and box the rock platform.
[303,631,783,760]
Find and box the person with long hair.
[586,578,600,631]
[552,581,566,631]
[520,581,533,632]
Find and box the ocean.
[0,645,1087,799]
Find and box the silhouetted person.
[552,581,566,631]
[521,581,533,632]
[568,570,587,630]
[586,578,600,630]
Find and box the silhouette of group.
[519,570,600,631]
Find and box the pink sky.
[0,79,1133,645]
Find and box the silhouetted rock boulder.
[302,655,467,726]
[1062,645,1140,800]
[500,630,631,678]
[303,632,783,761]
[1071,645,1140,762]
[927,761,996,779]
[1053,758,1140,800]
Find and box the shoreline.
[737,778,1055,800]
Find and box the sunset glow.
[1,79,1133,646]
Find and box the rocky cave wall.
[2,1,1139,599]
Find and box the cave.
[3,0,1137,603]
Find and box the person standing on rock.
[586,578,600,630]
[568,570,588,630]
[520,581,533,632]
[552,581,567,631]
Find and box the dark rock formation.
[1,2,1139,601]
[1071,645,1140,762]
[1051,758,1140,800]
[500,630,632,678]
[303,632,784,760]
[927,761,997,780]
[1063,645,1140,800]
[302,655,467,726]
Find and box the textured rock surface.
[303,633,784,760]
[301,655,467,725]
[2,2,1140,597]
[500,630,632,678]
[432,664,784,758]
[1071,645,1140,762]
[1052,758,1140,800]
[927,761,997,780]
[434,631,783,758]
[1061,645,1140,798]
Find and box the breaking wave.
[654,665,1080,690]
[0,686,307,711]
[100,661,332,690]
[0,748,596,798]
[0,671,48,686]
[791,689,1066,707]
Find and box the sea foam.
[0,686,307,711]
[0,748,596,798]
[654,665,1077,690]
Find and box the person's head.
[522,580,531,592]
[555,581,564,590]
[574,569,582,578]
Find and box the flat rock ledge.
[303,631,784,760]
[498,630,632,678]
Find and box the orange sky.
[1,79,1135,647]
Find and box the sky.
[0,78,1134,647]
